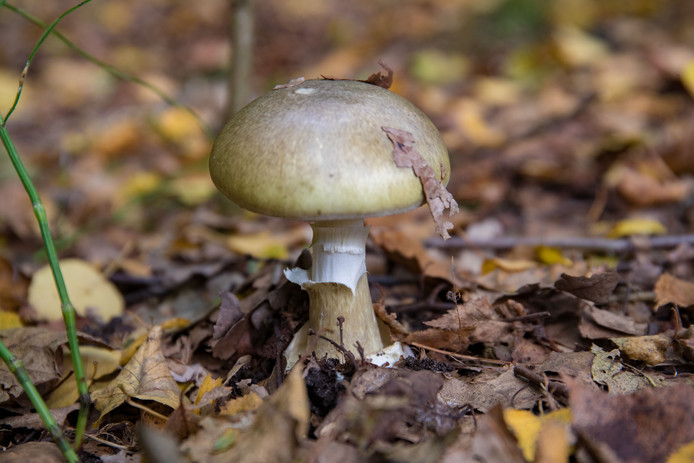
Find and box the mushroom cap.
[209,79,450,221]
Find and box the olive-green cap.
[210,79,450,220]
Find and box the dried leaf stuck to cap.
[382,127,459,239]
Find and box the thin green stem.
[2,1,214,140]
[4,0,93,124]
[0,341,79,463]
[0,125,90,451]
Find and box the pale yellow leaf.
[92,326,180,422]
[28,258,124,322]
[0,311,22,329]
[681,60,694,98]
[668,440,694,463]
[482,257,537,274]
[608,218,666,238]
[536,246,573,267]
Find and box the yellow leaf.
[608,218,666,238]
[668,440,694,463]
[195,374,223,405]
[681,60,694,98]
[554,26,608,67]
[219,392,264,416]
[117,171,162,204]
[482,257,537,274]
[48,346,121,408]
[156,107,201,143]
[452,99,506,147]
[0,311,22,329]
[227,231,289,260]
[92,326,180,422]
[28,258,124,322]
[536,246,573,267]
[504,409,542,461]
[168,175,217,206]
[410,49,469,85]
[504,408,573,462]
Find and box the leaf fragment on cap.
[382,126,459,240]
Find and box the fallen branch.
[428,234,694,253]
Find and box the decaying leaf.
[360,60,393,89]
[0,328,69,403]
[611,334,671,366]
[554,271,620,304]
[92,326,180,421]
[382,127,459,240]
[654,273,694,308]
[216,366,309,463]
[570,380,694,463]
[273,77,305,89]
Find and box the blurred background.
[1,0,693,290]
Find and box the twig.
[410,342,510,365]
[428,234,694,253]
[227,0,254,117]
[513,365,569,404]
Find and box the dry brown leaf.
[92,326,180,421]
[382,127,459,240]
[611,334,670,366]
[0,442,65,463]
[217,366,309,463]
[0,328,68,403]
[554,271,620,304]
[360,60,393,89]
[570,380,694,463]
[654,273,694,308]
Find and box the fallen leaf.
[611,334,671,366]
[0,442,65,463]
[655,273,694,308]
[216,366,309,463]
[28,258,124,323]
[360,60,393,89]
[554,271,620,304]
[92,326,181,421]
[608,217,667,238]
[382,126,459,240]
[0,327,69,403]
[590,345,651,393]
[482,256,537,274]
[535,245,573,267]
[668,441,694,463]
[503,408,572,462]
[570,381,694,463]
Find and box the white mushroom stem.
[284,219,385,360]
[310,219,369,290]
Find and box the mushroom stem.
[284,219,384,360]
[310,219,368,290]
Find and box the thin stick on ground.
[428,234,694,253]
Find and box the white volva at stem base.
[284,219,385,361]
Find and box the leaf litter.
[2,1,694,462]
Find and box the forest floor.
[1,1,694,462]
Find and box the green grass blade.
[0,340,79,463]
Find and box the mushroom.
[209,78,451,362]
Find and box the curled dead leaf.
[382,127,459,240]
